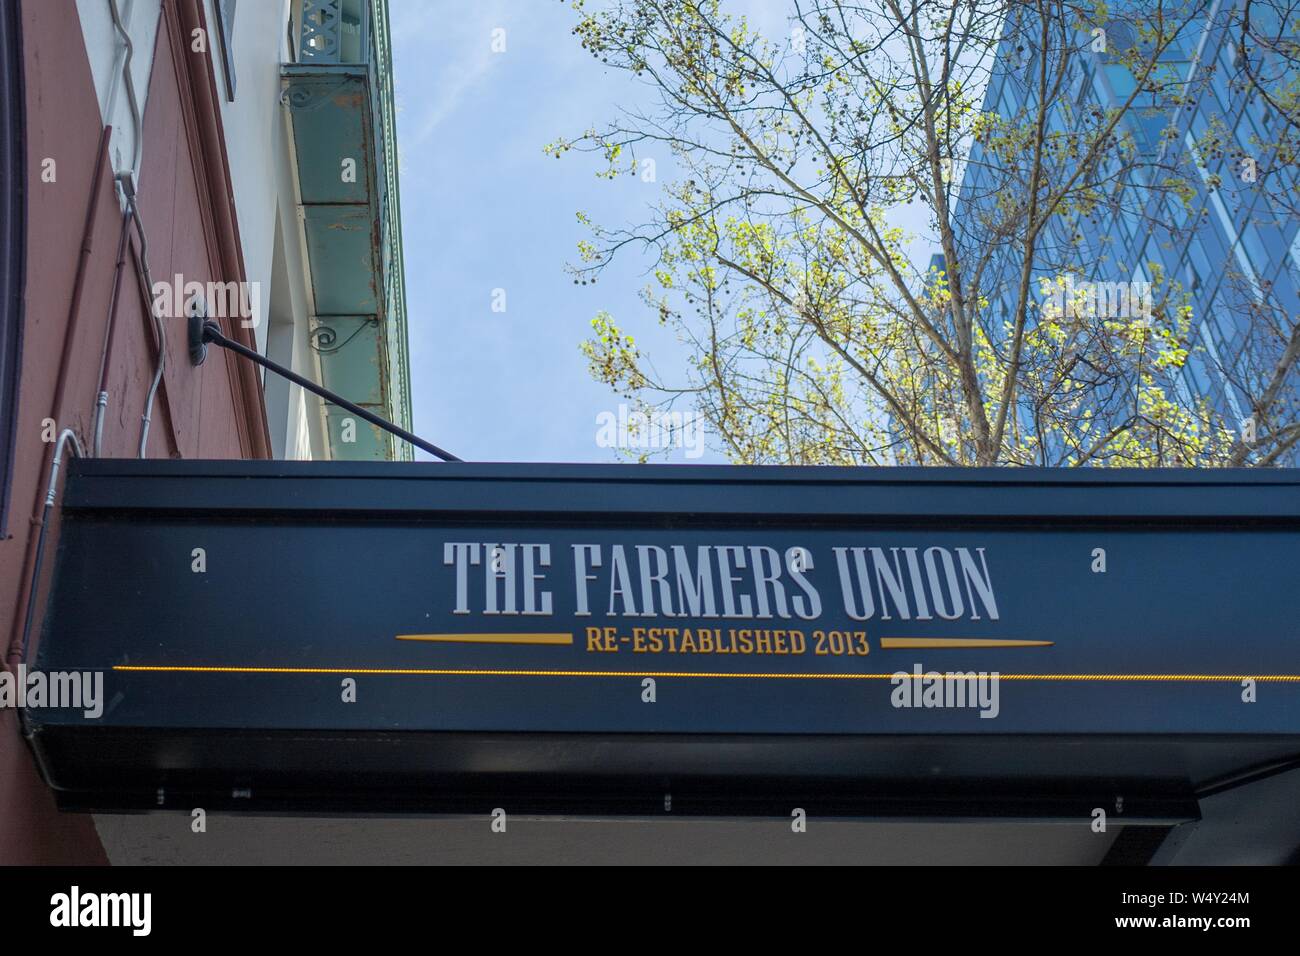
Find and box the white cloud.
[391,0,556,146]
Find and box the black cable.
[200,320,461,462]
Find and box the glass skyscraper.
[951,0,1299,463]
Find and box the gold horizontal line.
[881,638,1054,649]
[395,633,574,646]
[110,666,1300,682]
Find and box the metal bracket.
[187,297,208,366]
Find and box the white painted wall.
[202,0,326,460]
[75,0,162,182]
[203,0,286,357]
[77,0,326,460]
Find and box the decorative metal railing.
[295,0,370,65]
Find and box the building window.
[1239,224,1271,276]
[216,0,237,100]
[1104,63,1137,101]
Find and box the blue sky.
[388,1,931,464]
[389,1,700,463]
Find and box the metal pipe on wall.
[4,125,112,668]
[91,190,134,457]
